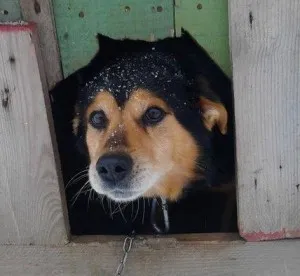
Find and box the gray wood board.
[0,24,68,245]
[229,0,300,240]
[20,0,63,88]
[1,237,300,275]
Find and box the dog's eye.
[142,107,166,126]
[89,110,107,129]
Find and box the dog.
[66,30,235,203]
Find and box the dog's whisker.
[66,174,89,191]
[67,168,88,183]
[118,203,127,223]
[66,169,89,189]
[98,194,108,214]
[109,199,113,219]
[86,188,93,211]
[70,185,89,205]
[131,201,134,220]
[111,201,128,217]
[72,180,90,198]
[73,173,89,182]
[132,199,140,222]
[111,202,120,216]
[142,198,145,224]
[71,180,90,207]
[92,189,97,200]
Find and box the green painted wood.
[0,0,21,22]
[53,0,174,77]
[175,0,231,76]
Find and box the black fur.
[50,29,235,234]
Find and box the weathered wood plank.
[52,0,174,76]
[229,1,300,240]
[0,23,69,245]
[0,0,21,22]
[19,0,62,89]
[72,233,240,243]
[1,237,300,275]
[175,0,231,76]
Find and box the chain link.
[115,232,135,276]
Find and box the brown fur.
[199,96,228,134]
[84,89,200,200]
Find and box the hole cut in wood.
[50,32,237,236]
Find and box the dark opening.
[50,32,237,235]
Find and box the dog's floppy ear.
[199,96,228,134]
[196,76,228,135]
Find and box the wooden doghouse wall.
[0,1,63,89]
[230,0,300,240]
[1,1,300,275]
[0,0,21,22]
[52,0,230,77]
[19,0,63,89]
[175,0,231,76]
[1,1,230,79]
[0,0,299,250]
[0,23,68,245]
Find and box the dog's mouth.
[105,188,144,202]
[88,163,164,202]
[93,184,149,203]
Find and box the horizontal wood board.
[1,236,300,275]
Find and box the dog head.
[73,52,227,202]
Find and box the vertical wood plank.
[229,1,300,241]
[52,0,174,77]
[19,0,62,89]
[175,0,231,76]
[0,23,69,245]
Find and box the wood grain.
[0,24,68,245]
[20,0,62,89]
[1,237,300,275]
[52,0,174,76]
[229,1,300,240]
[175,0,231,76]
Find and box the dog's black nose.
[96,154,133,183]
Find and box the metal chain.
[150,197,170,234]
[115,232,135,276]
[115,197,169,275]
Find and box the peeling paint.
[240,228,300,241]
[0,22,35,32]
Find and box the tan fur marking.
[199,96,228,134]
[85,88,200,201]
[124,89,199,200]
[85,91,122,163]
